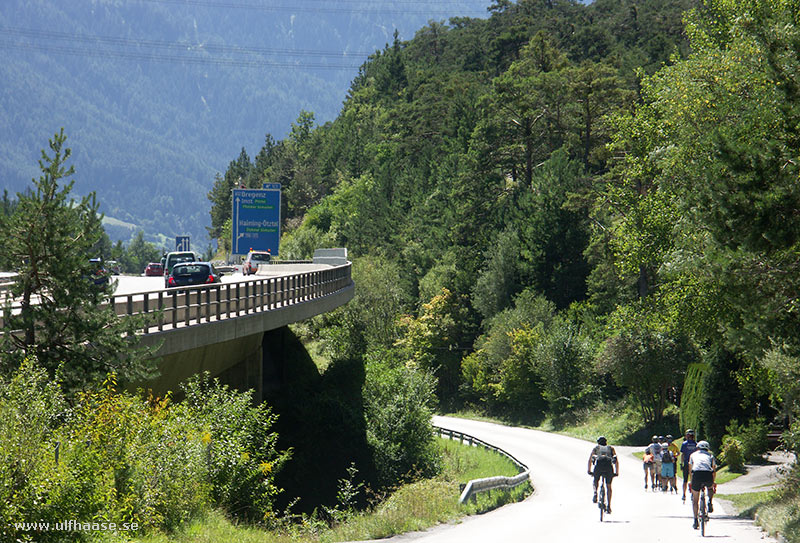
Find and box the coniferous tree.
[0,129,155,393]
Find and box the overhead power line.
[136,0,490,17]
[0,26,375,70]
[0,40,365,69]
[0,26,377,58]
[0,0,491,71]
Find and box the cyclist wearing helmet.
[587,436,619,514]
[689,440,717,530]
[680,429,698,502]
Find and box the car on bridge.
[242,250,271,275]
[87,257,110,286]
[107,260,122,275]
[163,251,199,286]
[166,262,223,289]
[144,262,163,276]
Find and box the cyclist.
[680,428,698,502]
[588,436,619,513]
[689,440,717,530]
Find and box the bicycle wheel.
[598,482,605,521]
[699,490,707,536]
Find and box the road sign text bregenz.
[232,185,281,255]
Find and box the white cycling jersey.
[689,449,715,472]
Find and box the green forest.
[210,0,800,452]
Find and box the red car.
[144,262,164,276]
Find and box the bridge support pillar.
[135,333,264,402]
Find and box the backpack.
[594,445,614,469]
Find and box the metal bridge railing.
[112,263,352,334]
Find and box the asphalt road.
[372,416,779,543]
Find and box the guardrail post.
[158,291,164,331]
[171,290,178,329]
[236,282,241,315]
[142,293,150,332]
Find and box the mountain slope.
[0,0,490,246]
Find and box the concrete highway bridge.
[110,249,354,401]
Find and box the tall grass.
[101,436,531,543]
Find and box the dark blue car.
[166,262,223,288]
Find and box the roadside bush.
[0,358,68,542]
[724,418,769,463]
[179,373,289,524]
[680,363,707,439]
[364,354,441,489]
[0,359,211,542]
[718,435,745,472]
[69,376,212,531]
[0,361,288,541]
[781,419,800,455]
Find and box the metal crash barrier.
[434,426,531,504]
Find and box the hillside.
[209,0,800,443]
[0,0,491,247]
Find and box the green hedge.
[680,363,708,437]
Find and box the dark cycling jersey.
[592,445,616,474]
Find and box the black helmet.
[597,436,607,445]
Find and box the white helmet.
[697,440,710,450]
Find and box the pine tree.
[0,129,155,393]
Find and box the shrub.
[719,435,745,472]
[364,355,441,489]
[781,419,800,455]
[66,376,213,531]
[0,358,68,542]
[700,347,746,450]
[680,363,707,438]
[179,373,288,524]
[0,360,212,542]
[724,418,769,463]
[0,361,288,540]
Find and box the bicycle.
[593,472,610,521]
[698,485,709,536]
